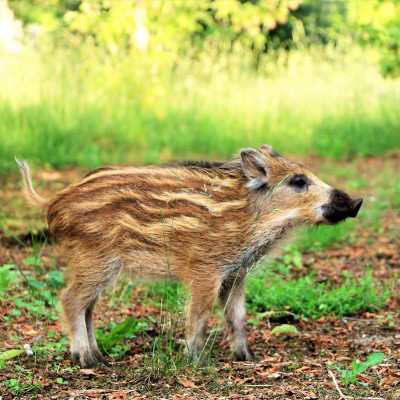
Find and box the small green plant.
[47,270,65,290]
[96,317,148,358]
[330,352,385,386]
[0,264,17,296]
[2,374,42,396]
[270,324,299,337]
[3,378,23,395]
[280,247,303,270]
[11,256,65,321]
[381,313,396,329]
[33,336,68,359]
[0,349,24,369]
[55,377,68,385]
[23,255,43,274]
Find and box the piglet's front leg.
[219,276,254,361]
[185,280,219,360]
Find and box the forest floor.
[0,154,399,399]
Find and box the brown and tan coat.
[16,145,363,367]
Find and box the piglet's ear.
[240,148,270,190]
[259,144,280,158]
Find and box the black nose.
[349,198,363,218]
[322,190,363,224]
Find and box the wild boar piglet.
[16,145,363,367]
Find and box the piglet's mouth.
[349,198,363,218]
[322,189,363,224]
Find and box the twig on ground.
[68,388,138,396]
[328,369,349,400]
[243,384,274,387]
[358,398,385,400]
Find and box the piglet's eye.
[289,175,308,190]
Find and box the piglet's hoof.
[233,348,255,361]
[71,350,104,368]
[92,349,110,366]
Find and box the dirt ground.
[0,155,399,399]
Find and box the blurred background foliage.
[8,0,400,76]
[0,0,400,170]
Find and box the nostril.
[350,198,363,218]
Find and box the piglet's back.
[47,164,251,263]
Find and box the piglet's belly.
[122,250,182,280]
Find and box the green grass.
[247,271,389,319]
[381,176,400,210]
[313,109,400,159]
[394,182,400,209]
[96,317,148,359]
[295,220,356,252]
[1,46,400,173]
[143,311,205,380]
[0,264,17,297]
[1,257,64,323]
[143,281,186,312]
[3,373,42,396]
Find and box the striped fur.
[17,145,343,367]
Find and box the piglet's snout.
[349,198,363,218]
[322,189,363,223]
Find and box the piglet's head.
[240,145,362,226]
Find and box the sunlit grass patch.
[313,110,400,159]
[246,270,390,319]
[1,46,400,173]
[0,101,109,171]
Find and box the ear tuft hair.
[259,144,280,158]
[240,148,270,190]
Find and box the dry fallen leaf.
[80,368,97,376]
[23,325,39,336]
[178,377,196,388]
[108,391,132,400]
[271,324,299,337]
